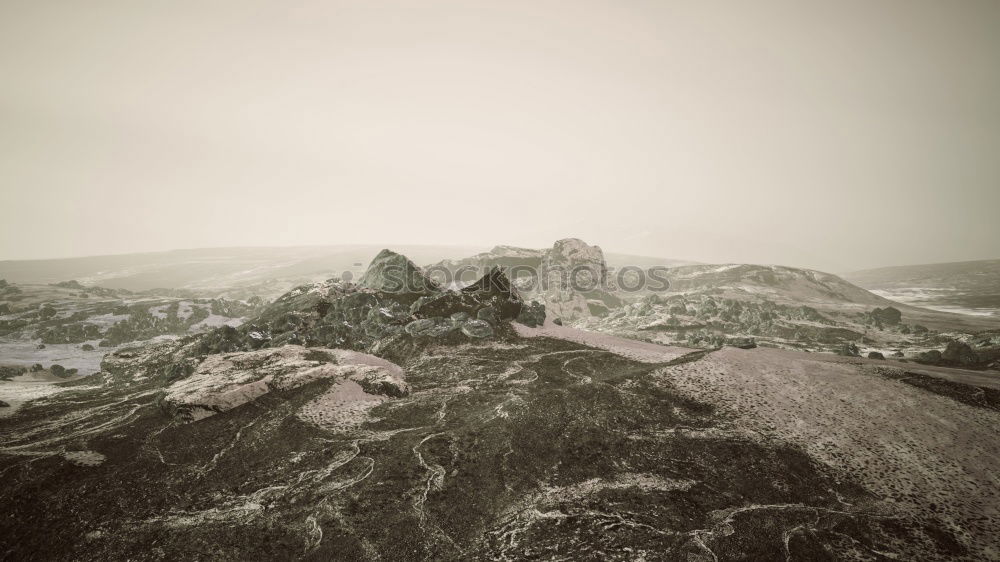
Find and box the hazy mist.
[2,0,998,272]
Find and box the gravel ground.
[660,346,1000,559]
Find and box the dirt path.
[513,320,691,363]
[660,346,1000,559]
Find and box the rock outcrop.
[161,345,408,422]
[358,249,440,295]
[516,300,546,327]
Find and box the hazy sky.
[2,0,998,271]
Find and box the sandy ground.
[513,320,691,363]
[660,346,1000,559]
[0,372,81,418]
[0,340,108,374]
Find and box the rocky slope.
[3,248,999,560]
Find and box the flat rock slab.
[162,345,407,422]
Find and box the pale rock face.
[544,238,607,276]
[162,345,407,422]
[541,238,608,321]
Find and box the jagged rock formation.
[459,266,523,319]
[183,253,531,359]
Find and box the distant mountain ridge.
[664,263,892,306]
[845,258,1000,317]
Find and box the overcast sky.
[1,0,998,271]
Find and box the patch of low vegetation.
[876,368,1000,412]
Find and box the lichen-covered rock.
[405,318,437,337]
[461,319,494,338]
[161,345,407,422]
[101,339,195,387]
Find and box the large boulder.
[870,306,902,326]
[942,341,978,366]
[358,249,440,295]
